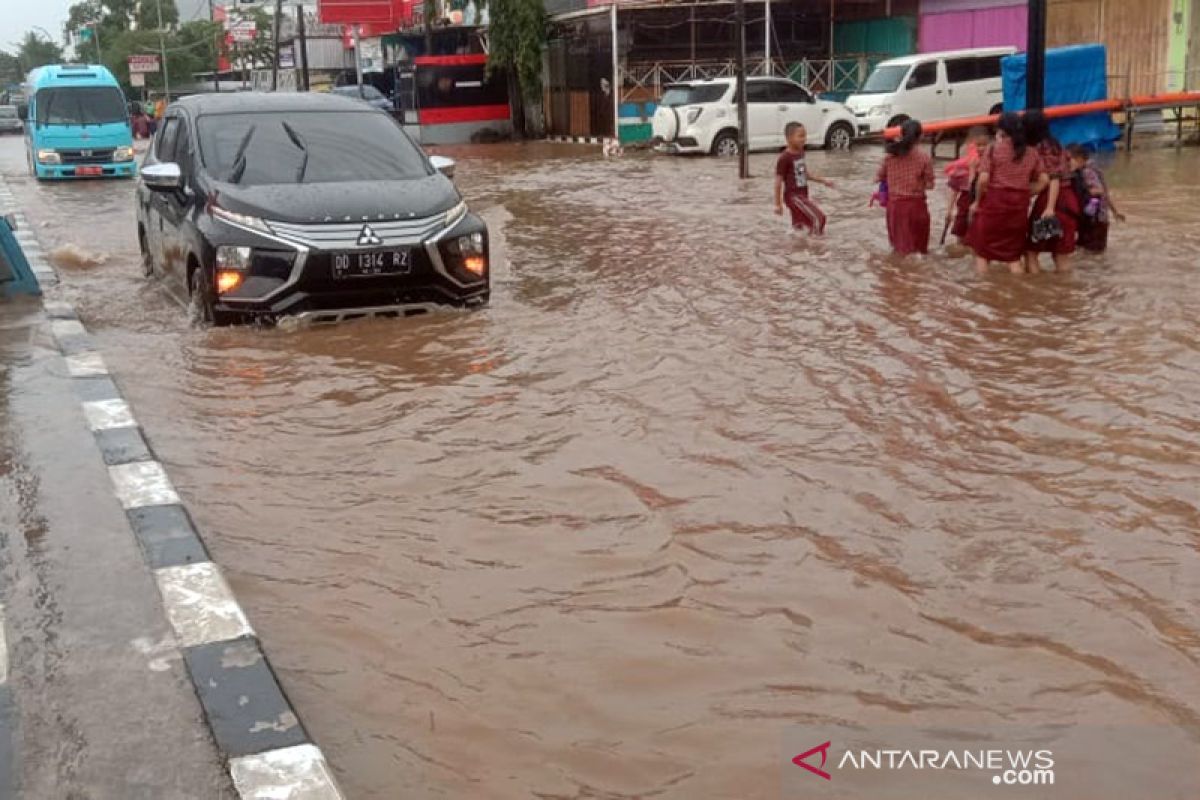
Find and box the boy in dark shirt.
[774,122,834,234]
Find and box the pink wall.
[919,5,1028,53]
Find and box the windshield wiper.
[280,120,309,184]
[228,124,257,184]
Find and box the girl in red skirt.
[1023,110,1080,274]
[944,126,990,245]
[966,112,1049,275]
[876,119,935,255]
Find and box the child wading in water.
[966,112,1049,275]
[774,122,834,234]
[1067,144,1124,253]
[876,119,935,255]
[1024,110,1080,274]
[944,126,990,246]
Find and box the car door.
[144,115,179,276]
[148,114,190,288]
[743,80,778,150]
[157,114,198,290]
[897,60,944,122]
[773,80,823,140]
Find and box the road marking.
[230,744,345,800]
[108,461,180,509]
[65,352,108,377]
[155,562,253,649]
[82,398,137,431]
[51,319,86,340]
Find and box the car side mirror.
[16,104,28,121]
[430,155,455,178]
[142,162,183,191]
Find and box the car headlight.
[211,205,272,234]
[868,104,892,116]
[215,245,251,271]
[686,107,703,125]
[37,149,61,165]
[113,146,135,162]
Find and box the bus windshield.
[35,86,127,126]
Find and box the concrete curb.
[0,177,345,799]
[545,135,613,147]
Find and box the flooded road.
[3,136,1199,798]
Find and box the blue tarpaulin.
[1002,44,1121,150]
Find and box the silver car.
[0,106,22,135]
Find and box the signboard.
[317,0,399,25]
[228,21,258,42]
[128,54,160,74]
[278,44,295,68]
[130,72,145,87]
[358,38,383,73]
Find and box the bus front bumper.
[34,162,137,180]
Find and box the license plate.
[332,249,412,279]
[77,166,103,176]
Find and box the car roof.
[27,63,121,90]
[671,76,799,87]
[170,91,369,115]
[875,47,1018,66]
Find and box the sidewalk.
[0,297,234,798]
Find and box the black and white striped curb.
[0,177,345,799]
[546,135,611,146]
[0,182,57,288]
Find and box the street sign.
[279,45,295,69]
[128,54,161,74]
[229,21,258,42]
[130,72,146,87]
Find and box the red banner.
[318,0,400,25]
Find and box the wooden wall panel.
[1048,0,1101,47]
[1048,0,1171,94]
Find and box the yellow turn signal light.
[216,270,245,294]
[464,256,486,276]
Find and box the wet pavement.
[0,298,232,798]
[2,135,1199,798]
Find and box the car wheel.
[188,265,215,326]
[824,121,854,150]
[139,233,154,277]
[711,130,739,157]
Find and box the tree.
[0,51,22,85]
[16,32,65,74]
[484,0,545,136]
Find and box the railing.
[619,56,876,103]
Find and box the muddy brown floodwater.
[3,137,1199,799]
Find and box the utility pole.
[271,0,283,90]
[1026,0,1047,109]
[93,24,103,64]
[352,25,364,95]
[734,0,749,178]
[208,0,219,91]
[155,0,171,99]
[296,4,310,91]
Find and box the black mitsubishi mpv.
[136,92,489,325]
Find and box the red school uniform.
[965,139,1043,262]
[876,148,935,255]
[776,149,827,234]
[1027,141,1080,256]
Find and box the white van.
[844,47,1017,135]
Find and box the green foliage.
[485,0,546,101]
[15,32,66,74]
[0,51,23,85]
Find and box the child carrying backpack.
[1066,145,1125,253]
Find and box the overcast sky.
[2,0,76,57]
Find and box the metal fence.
[620,56,876,104]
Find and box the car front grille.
[60,148,115,164]
[266,213,447,250]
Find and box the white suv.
[652,76,858,156]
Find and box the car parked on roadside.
[652,76,858,156]
[136,92,489,326]
[331,84,393,112]
[844,47,1016,135]
[0,105,22,135]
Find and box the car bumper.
[210,212,490,323]
[654,136,703,154]
[35,162,138,179]
[853,114,888,135]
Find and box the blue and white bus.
[19,64,136,180]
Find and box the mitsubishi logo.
[357,224,382,246]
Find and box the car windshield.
[335,86,383,100]
[197,110,429,185]
[0,107,16,118]
[35,87,126,125]
[660,84,727,106]
[858,65,909,94]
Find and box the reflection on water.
[4,139,1199,798]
